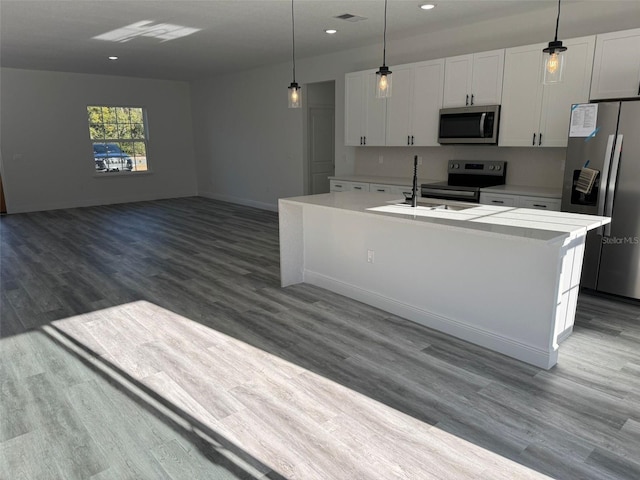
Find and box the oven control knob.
[453,163,459,169]
[489,165,495,170]
[496,165,502,171]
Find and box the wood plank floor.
[1,196,639,480]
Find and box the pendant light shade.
[288,0,301,108]
[376,0,392,98]
[542,0,568,84]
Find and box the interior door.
[308,106,335,195]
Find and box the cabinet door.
[385,66,413,146]
[330,180,348,192]
[345,72,365,146]
[499,44,545,147]
[590,28,640,100]
[363,72,387,146]
[479,193,517,207]
[539,36,596,147]
[519,197,561,211]
[471,49,504,106]
[443,54,473,108]
[411,59,445,146]
[349,182,370,192]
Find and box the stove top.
[421,160,507,202]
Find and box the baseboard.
[198,191,278,212]
[304,270,557,370]
[7,191,197,214]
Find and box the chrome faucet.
[411,155,418,207]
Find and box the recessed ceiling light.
[108,56,119,60]
[420,3,436,10]
[325,29,337,34]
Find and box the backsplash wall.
[354,146,566,187]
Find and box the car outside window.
[87,106,149,173]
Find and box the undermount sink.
[396,202,473,212]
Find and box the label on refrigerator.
[569,104,598,137]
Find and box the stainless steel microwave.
[438,105,500,144]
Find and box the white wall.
[190,2,640,210]
[354,146,567,188]
[0,68,197,213]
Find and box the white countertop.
[480,184,562,198]
[279,192,609,244]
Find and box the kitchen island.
[278,192,610,369]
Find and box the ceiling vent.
[335,13,367,22]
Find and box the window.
[87,106,149,173]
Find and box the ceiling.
[0,0,611,81]
[0,0,555,80]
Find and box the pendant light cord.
[291,0,296,83]
[382,0,388,66]
[554,0,561,42]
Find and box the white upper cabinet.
[499,36,595,147]
[345,70,386,146]
[590,28,640,100]
[442,49,504,108]
[386,59,445,147]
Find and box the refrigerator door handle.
[603,134,623,236]
[597,134,616,218]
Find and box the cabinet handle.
[532,133,536,146]
[407,136,410,146]
[465,94,469,106]
[491,200,504,204]
[638,81,640,96]
[377,189,385,192]
[353,186,362,190]
[539,133,542,146]
[533,204,547,208]
[359,136,363,145]
[364,136,366,145]
[411,135,414,145]
[471,94,474,105]
[335,184,342,188]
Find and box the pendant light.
[288,0,301,108]
[375,0,392,98]
[542,0,568,84]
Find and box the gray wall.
[0,68,197,213]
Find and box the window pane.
[131,142,148,172]
[116,107,130,123]
[131,123,145,139]
[104,124,118,139]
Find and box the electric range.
[421,160,507,203]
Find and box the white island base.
[279,192,610,369]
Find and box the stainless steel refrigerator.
[562,101,640,301]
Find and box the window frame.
[87,104,151,176]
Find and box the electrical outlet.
[378,155,384,164]
[417,156,423,166]
[367,249,375,263]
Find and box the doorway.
[305,81,335,195]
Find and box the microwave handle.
[479,113,486,138]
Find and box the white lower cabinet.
[331,180,412,195]
[480,192,561,211]
[329,180,370,192]
[370,183,412,195]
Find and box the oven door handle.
[421,188,477,198]
[479,113,486,138]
